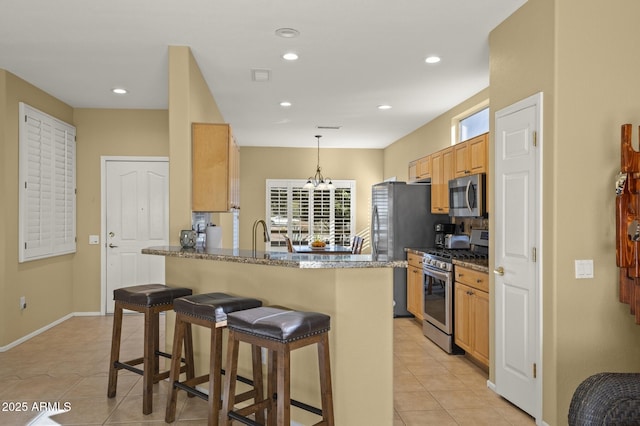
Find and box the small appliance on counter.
[444,233,470,249]
[434,223,456,248]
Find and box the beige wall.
[72,109,170,312]
[0,70,6,345]
[239,147,383,251]
[490,0,640,424]
[554,0,640,423]
[168,46,225,245]
[490,0,559,422]
[1,70,75,346]
[383,88,489,181]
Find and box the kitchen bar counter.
[142,245,405,269]
[145,245,396,425]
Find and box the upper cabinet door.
[454,132,488,178]
[192,123,240,212]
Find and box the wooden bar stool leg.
[184,323,195,383]
[276,345,291,426]
[165,314,187,423]
[267,349,277,425]
[208,327,223,426]
[251,344,265,424]
[143,307,155,415]
[318,334,335,425]
[221,331,240,426]
[107,302,123,398]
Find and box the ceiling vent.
[251,69,271,82]
[316,125,342,130]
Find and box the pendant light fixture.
[303,135,334,190]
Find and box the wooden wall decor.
[616,124,640,324]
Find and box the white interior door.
[494,93,542,420]
[105,160,169,313]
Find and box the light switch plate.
[89,235,100,245]
[575,259,594,279]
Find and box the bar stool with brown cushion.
[108,283,193,415]
[221,306,334,426]
[165,292,263,425]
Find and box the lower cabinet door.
[454,283,472,351]
[472,289,490,366]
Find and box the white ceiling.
[0,0,526,149]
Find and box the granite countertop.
[453,259,490,273]
[405,247,490,274]
[405,247,432,256]
[142,246,406,269]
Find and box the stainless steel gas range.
[422,229,489,353]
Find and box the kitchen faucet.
[252,219,270,254]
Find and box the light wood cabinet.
[408,155,431,182]
[192,123,240,212]
[406,252,424,320]
[431,147,453,214]
[454,133,488,178]
[408,160,418,182]
[417,155,431,180]
[454,266,489,367]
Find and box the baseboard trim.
[0,311,102,352]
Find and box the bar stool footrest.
[228,398,271,426]
[228,410,263,426]
[114,360,144,376]
[174,381,209,401]
[290,398,323,417]
[172,372,256,401]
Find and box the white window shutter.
[19,103,76,262]
[266,179,355,251]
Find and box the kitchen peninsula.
[143,246,403,425]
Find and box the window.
[266,180,356,250]
[452,100,489,144]
[459,107,489,142]
[19,103,76,262]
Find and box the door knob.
[108,243,118,248]
[494,266,505,276]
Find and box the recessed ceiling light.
[275,28,300,38]
[377,105,392,110]
[280,101,292,107]
[112,88,128,94]
[425,56,441,64]
[282,52,299,61]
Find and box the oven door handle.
[465,180,473,213]
[423,265,451,282]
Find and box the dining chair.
[284,235,294,253]
[351,236,364,254]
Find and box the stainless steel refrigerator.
[371,181,448,317]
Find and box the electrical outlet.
[20,296,26,310]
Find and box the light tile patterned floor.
[393,318,534,426]
[0,315,534,425]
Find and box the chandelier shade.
[304,135,334,190]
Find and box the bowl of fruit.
[309,236,326,250]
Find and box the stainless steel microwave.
[448,173,486,217]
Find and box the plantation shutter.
[266,180,355,250]
[19,102,76,262]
